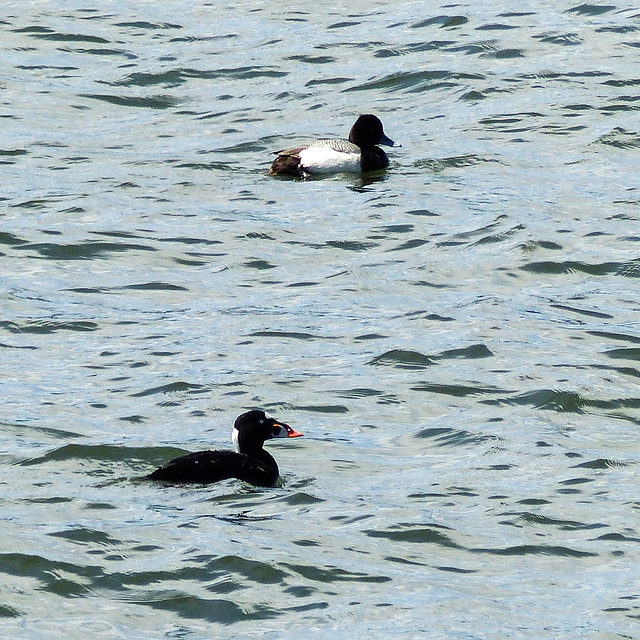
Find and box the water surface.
[1,1,640,638]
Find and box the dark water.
[2,1,640,638]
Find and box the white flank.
[298,146,361,174]
[232,427,240,453]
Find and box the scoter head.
[232,410,303,453]
[349,114,398,149]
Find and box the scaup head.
[349,114,397,149]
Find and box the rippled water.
[2,1,640,638]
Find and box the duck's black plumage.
[146,410,302,487]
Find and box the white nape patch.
[232,427,240,453]
[298,146,361,174]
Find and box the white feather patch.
[232,427,240,453]
[298,146,361,174]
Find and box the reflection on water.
[1,1,640,638]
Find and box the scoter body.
[146,410,302,487]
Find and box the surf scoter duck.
[146,410,302,487]
[269,114,398,178]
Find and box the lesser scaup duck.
[146,410,302,487]
[270,114,398,178]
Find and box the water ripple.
[2,3,640,638]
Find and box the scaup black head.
[349,114,397,149]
